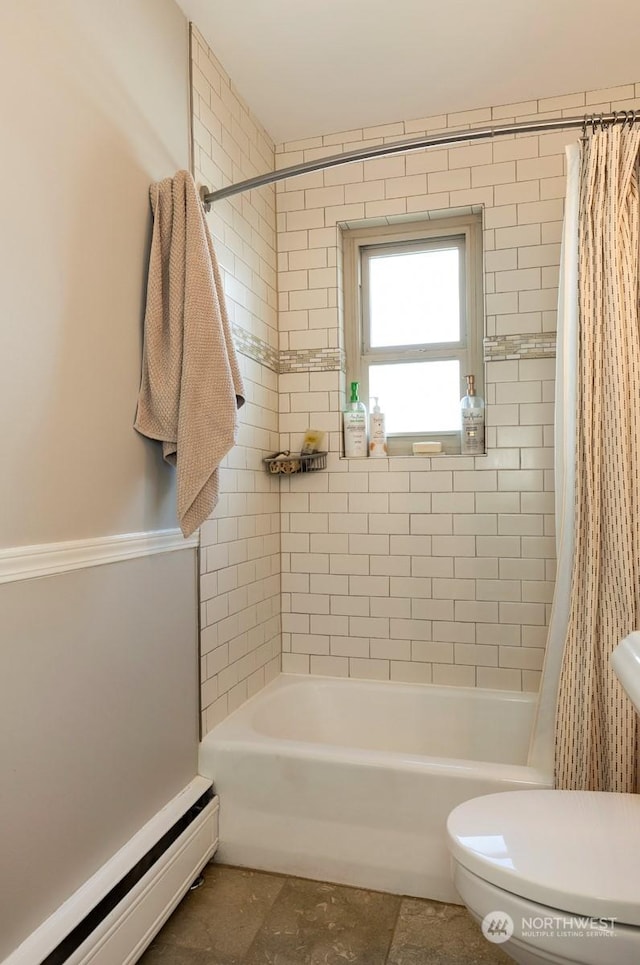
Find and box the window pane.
[368,246,460,348]
[369,360,460,433]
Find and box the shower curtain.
[554,126,640,793]
[528,144,579,778]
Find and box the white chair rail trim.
[0,529,199,585]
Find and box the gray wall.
[0,0,190,547]
[0,553,199,959]
[0,0,197,957]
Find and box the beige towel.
[134,170,245,537]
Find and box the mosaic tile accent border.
[233,326,345,374]
[233,324,279,372]
[237,328,557,373]
[484,332,557,361]
[280,347,346,373]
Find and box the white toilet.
[447,633,640,965]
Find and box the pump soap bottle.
[369,397,388,457]
[343,381,368,458]
[460,374,485,454]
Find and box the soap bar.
[413,441,442,454]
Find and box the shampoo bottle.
[460,374,485,454]
[369,397,388,457]
[343,381,368,458]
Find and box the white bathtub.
[198,674,552,902]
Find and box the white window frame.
[343,212,485,455]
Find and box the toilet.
[447,633,640,965]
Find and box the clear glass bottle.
[460,374,485,454]
[343,381,368,457]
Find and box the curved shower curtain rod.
[200,110,638,209]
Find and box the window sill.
[338,451,487,460]
[337,451,487,471]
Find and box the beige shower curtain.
[555,126,640,792]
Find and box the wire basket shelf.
[263,451,328,475]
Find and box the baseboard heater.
[4,777,219,965]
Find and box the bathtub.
[198,674,552,902]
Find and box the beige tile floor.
[139,864,510,964]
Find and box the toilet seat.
[447,790,640,927]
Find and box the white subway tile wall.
[192,28,280,732]
[192,39,639,705]
[277,81,640,691]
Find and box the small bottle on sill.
[343,381,368,458]
[460,374,485,455]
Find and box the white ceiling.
[177,0,640,144]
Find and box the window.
[343,212,484,455]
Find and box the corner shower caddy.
[263,451,327,475]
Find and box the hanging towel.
[134,170,245,537]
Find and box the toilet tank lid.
[447,789,640,927]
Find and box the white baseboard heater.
[4,777,219,965]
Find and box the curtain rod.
[200,111,637,209]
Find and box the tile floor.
[139,864,510,964]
